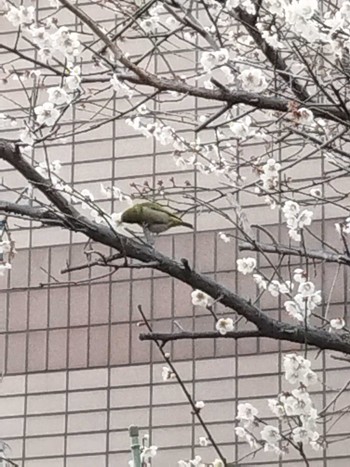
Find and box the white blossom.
[34,102,59,126]
[47,87,70,105]
[191,290,212,307]
[283,354,317,386]
[298,281,315,297]
[110,75,134,98]
[236,402,258,425]
[293,268,306,283]
[199,437,209,447]
[19,128,34,146]
[195,401,205,410]
[141,16,159,34]
[237,257,256,275]
[218,232,230,243]
[216,317,234,335]
[260,425,281,445]
[6,5,34,26]
[0,263,11,276]
[310,187,322,198]
[229,116,255,139]
[253,274,267,290]
[200,49,229,72]
[141,445,158,461]
[65,66,81,91]
[296,108,314,125]
[162,366,175,381]
[330,318,345,330]
[260,158,281,191]
[239,68,268,92]
[0,114,17,129]
[53,27,82,60]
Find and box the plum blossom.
[260,425,281,446]
[6,5,34,27]
[53,27,82,60]
[253,274,267,290]
[162,367,175,381]
[198,436,209,447]
[236,403,258,426]
[239,68,268,92]
[47,87,70,106]
[218,232,230,243]
[296,108,314,125]
[0,263,11,276]
[335,217,350,235]
[282,200,313,242]
[330,318,345,330]
[191,290,212,307]
[283,354,317,387]
[0,114,17,129]
[110,75,134,98]
[310,187,322,198]
[19,128,34,146]
[267,279,293,297]
[259,158,280,191]
[141,445,158,462]
[293,268,306,283]
[65,66,81,91]
[195,401,205,410]
[216,317,234,335]
[200,49,229,72]
[35,159,62,178]
[229,116,256,139]
[237,257,256,275]
[141,16,159,34]
[34,102,59,126]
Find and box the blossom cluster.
[284,270,321,322]
[0,240,12,277]
[282,200,313,242]
[140,4,177,34]
[126,117,187,150]
[235,353,321,455]
[200,49,229,72]
[238,67,268,92]
[259,158,281,191]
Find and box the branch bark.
[58,0,350,126]
[239,241,350,266]
[1,139,350,355]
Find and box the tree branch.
[58,0,350,126]
[239,241,350,266]
[140,330,262,342]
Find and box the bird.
[120,202,193,243]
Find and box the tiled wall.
[1,350,350,466]
[1,0,350,465]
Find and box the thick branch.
[140,330,262,342]
[0,200,65,226]
[59,0,349,126]
[239,241,350,266]
[2,140,350,355]
[139,327,350,354]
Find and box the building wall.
[1,1,350,466]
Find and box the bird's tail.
[181,221,194,229]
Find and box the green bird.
[121,202,193,235]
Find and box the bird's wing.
[140,205,170,225]
[140,202,182,222]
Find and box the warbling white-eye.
[121,202,193,236]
